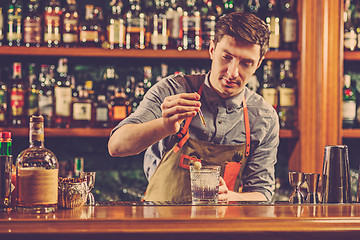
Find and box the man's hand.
[218,177,229,203]
[161,92,201,134]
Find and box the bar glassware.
[289,171,306,204]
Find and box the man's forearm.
[108,118,173,157]
[228,191,268,202]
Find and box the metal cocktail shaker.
[321,145,352,203]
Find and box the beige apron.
[145,82,251,202]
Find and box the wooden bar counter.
[1,202,360,240]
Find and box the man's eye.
[223,55,232,60]
[241,61,253,67]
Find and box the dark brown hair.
[214,12,270,59]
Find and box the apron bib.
[144,81,251,202]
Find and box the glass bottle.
[344,0,357,51]
[62,0,79,48]
[16,115,59,214]
[166,0,183,49]
[71,87,93,128]
[132,82,145,112]
[200,0,216,49]
[9,62,26,127]
[94,95,110,128]
[151,0,168,50]
[38,64,54,128]
[278,60,297,129]
[246,0,261,16]
[23,0,42,47]
[109,87,131,126]
[143,65,153,90]
[79,5,101,48]
[107,0,126,49]
[280,0,297,50]
[0,8,5,46]
[125,0,146,49]
[265,0,280,51]
[0,131,12,210]
[343,74,356,129]
[7,0,23,47]
[26,63,39,121]
[260,60,278,110]
[53,58,72,128]
[44,0,62,48]
[222,0,234,16]
[181,0,202,50]
[0,69,7,127]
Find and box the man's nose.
[227,60,239,79]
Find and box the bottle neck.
[29,121,45,148]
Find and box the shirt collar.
[204,72,245,112]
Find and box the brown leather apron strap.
[173,83,204,153]
[243,95,250,157]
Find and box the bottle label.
[282,17,297,43]
[261,88,278,107]
[0,90,6,104]
[268,17,280,49]
[344,30,357,51]
[79,30,99,42]
[23,19,42,43]
[279,88,296,107]
[10,89,25,116]
[39,94,53,117]
[55,87,72,117]
[44,14,61,42]
[62,33,78,43]
[107,19,126,44]
[343,101,356,120]
[73,102,92,120]
[18,168,58,205]
[96,107,108,122]
[113,106,127,120]
[44,33,61,42]
[27,91,39,116]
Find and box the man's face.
[208,35,264,98]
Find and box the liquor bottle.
[343,74,356,129]
[0,7,4,46]
[9,62,26,127]
[151,0,168,50]
[344,0,357,51]
[71,87,93,128]
[280,0,297,50]
[73,157,84,177]
[16,115,59,214]
[278,60,297,129]
[94,95,110,128]
[109,87,132,126]
[107,0,126,49]
[132,82,145,112]
[0,132,12,209]
[23,0,42,47]
[0,70,7,126]
[125,75,136,102]
[246,0,261,15]
[62,0,79,48]
[38,64,54,128]
[79,5,101,48]
[93,7,106,46]
[200,0,216,49]
[26,63,39,121]
[222,0,234,16]
[181,0,202,50]
[143,65,152,90]
[265,0,280,51]
[166,0,183,49]
[125,0,146,49]
[260,60,278,109]
[44,0,62,48]
[7,0,23,47]
[53,58,72,128]
[102,66,119,97]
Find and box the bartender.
[108,12,279,203]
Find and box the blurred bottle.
[9,62,26,127]
[246,0,261,15]
[125,75,136,102]
[0,8,4,46]
[126,0,146,49]
[16,115,59,214]
[343,74,356,129]
[265,0,280,51]
[73,157,84,177]
[94,95,110,128]
[280,0,298,50]
[44,0,62,48]
[132,82,145,112]
[79,5,101,48]
[23,0,41,47]
[180,0,202,50]
[107,0,126,49]
[344,0,357,51]
[0,131,12,210]
[143,66,153,90]
[53,58,72,128]
[166,0,183,49]
[278,60,297,129]
[110,87,132,126]
[7,0,23,47]
[260,60,278,109]
[0,69,8,126]
[62,0,79,48]
[151,0,168,50]
[38,64,54,128]
[71,86,93,128]
[200,0,216,49]
[26,63,39,122]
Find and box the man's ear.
[209,40,215,60]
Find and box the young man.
[108,12,279,202]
